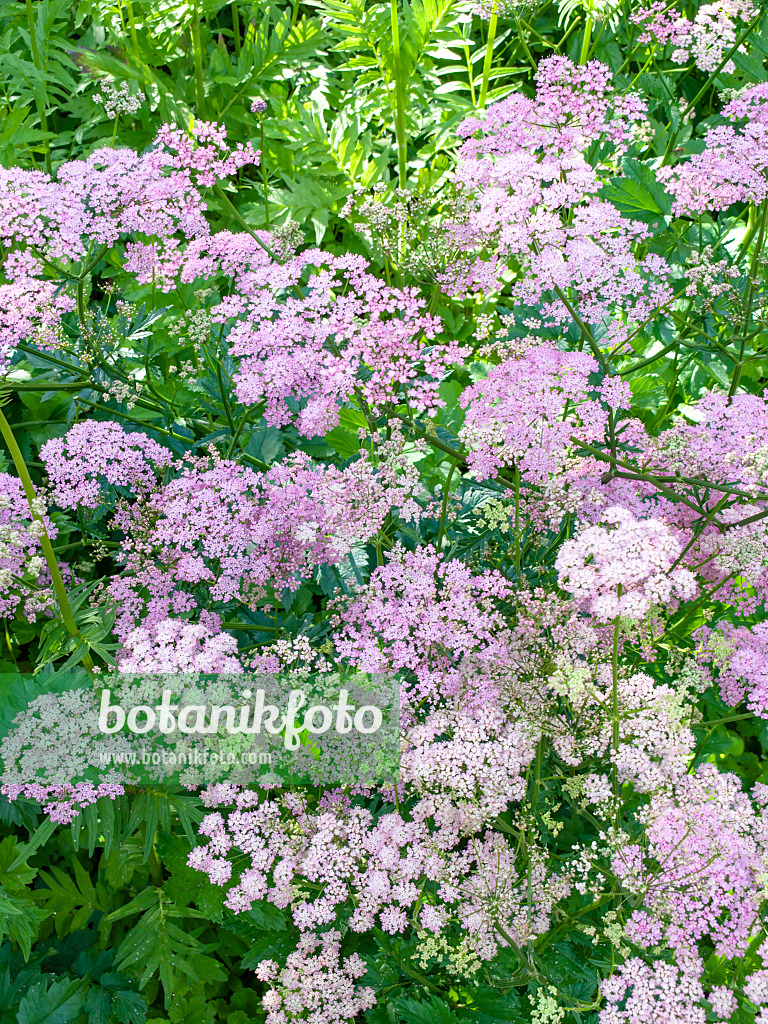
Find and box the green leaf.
[155,832,226,923]
[244,422,286,465]
[602,176,662,218]
[34,860,110,935]
[325,407,368,457]
[458,986,521,1024]
[110,890,207,1007]
[16,977,86,1024]
[394,995,460,1024]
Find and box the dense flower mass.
[41,421,173,508]
[117,617,243,674]
[0,473,56,620]
[106,450,424,640]
[459,345,628,482]
[332,542,515,706]
[221,251,466,437]
[0,275,74,374]
[255,931,375,1024]
[0,122,252,263]
[658,84,768,214]
[0,120,256,375]
[631,0,758,74]
[555,506,698,621]
[442,57,673,348]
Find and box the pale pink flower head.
[555,506,698,622]
[41,421,173,509]
[118,617,242,675]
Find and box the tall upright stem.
[579,15,593,64]
[261,121,270,227]
[729,201,768,398]
[514,465,521,585]
[0,408,94,675]
[390,0,407,188]
[478,9,498,109]
[124,0,141,62]
[231,1,241,58]
[436,459,460,550]
[25,0,52,175]
[611,592,622,827]
[191,3,206,117]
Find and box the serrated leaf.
[394,995,460,1024]
[602,176,662,219]
[16,977,86,1024]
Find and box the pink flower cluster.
[632,0,758,75]
[254,931,375,1024]
[117,617,243,674]
[41,421,173,509]
[153,121,257,188]
[0,781,125,825]
[107,451,419,640]
[137,228,277,291]
[459,346,630,482]
[0,275,74,375]
[332,542,515,706]
[456,56,647,158]
[698,620,768,716]
[659,83,768,214]
[601,959,707,1024]
[554,506,698,621]
[401,702,538,829]
[657,388,768,495]
[0,472,55,620]
[0,133,212,262]
[446,57,671,345]
[615,765,768,961]
[220,251,465,437]
[0,121,256,370]
[190,783,566,959]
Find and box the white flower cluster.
[94,79,145,119]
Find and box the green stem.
[736,202,760,263]
[527,735,544,948]
[551,283,606,370]
[260,121,270,227]
[463,42,477,106]
[141,823,164,886]
[213,183,284,263]
[124,0,141,63]
[25,0,51,175]
[478,9,498,109]
[514,14,537,73]
[390,0,407,188]
[585,15,606,60]
[530,735,544,812]
[0,408,94,675]
[391,413,465,461]
[191,2,206,117]
[231,1,241,58]
[436,459,460,550]
[221,621,278,632]
[225,407,252,459]
[579,15,593,64]
[76,280,87,330]
[729,200,768,397]
[661,2,767,163]
[514,465,521,585]
[611,604,621,816]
